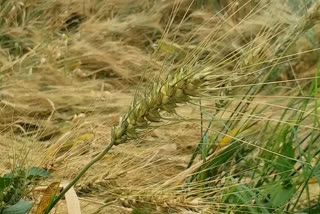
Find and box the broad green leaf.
[224,182,269,213]
[27,167,52,180]
[0,177,12,190]
[131,209,143,214]
[207,142,240,170]
[274,128,296,179]
[210,0,222,13]
[3,201,33,214]
[130,207,152,214]
[3,173,13,179]
[264,183,296,208]
[314,162,320,185]
[201,130,209,160]
[190,142,240,182]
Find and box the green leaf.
[274,129,296,179]
[314,162,320,185]
[131,207,152,214]
[224,181,270,213]
[264,182,296,208]
[207,142,240,170]
[3,173,13,179]
[131,209,143,214]
[3,201,33,214]
[210,0,222,13]
[201,130,210,160]
[27,167,52,179]
[188,142,240,182]
[0,177,12,190]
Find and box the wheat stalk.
[44,1,320,213]
[43,67,208,213]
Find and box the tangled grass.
[1,0,320,213]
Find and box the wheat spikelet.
[118,189,206,213]
[111,67,209,145]
[111,1,320,146]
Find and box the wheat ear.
[44,2,320,213]
[44,68,207,213]
[111,68,208,145]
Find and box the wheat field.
[0,0,320,214]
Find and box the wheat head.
[111,68,208,145]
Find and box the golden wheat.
[2,0,320,213]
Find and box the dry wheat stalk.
[111,1,320,146]
[45,1,320,213]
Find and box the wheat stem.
[42,2,320,212]
[44,139,115,214]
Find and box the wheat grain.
[111,68,209,145]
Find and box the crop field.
[0,0,320,213]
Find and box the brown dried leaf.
[36,182,62,214]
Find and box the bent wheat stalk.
[44,68,208,213]
[44,2,320,213]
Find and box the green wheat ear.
[111,68,208,145]
[43,1,320,213]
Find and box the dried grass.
[1,0,320,213]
